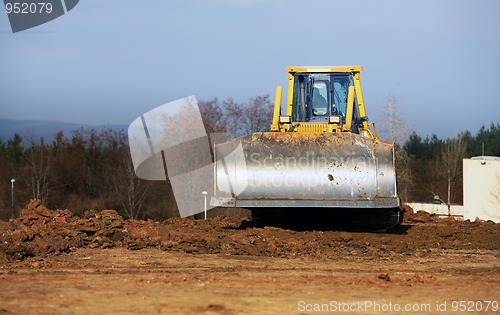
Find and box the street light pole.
[10,179,15,219]
[202,191,208,220]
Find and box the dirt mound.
[1,200,499,262]
[402,205,439,223]
[0,200,250,261]
[0,199,126,260]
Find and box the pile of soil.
[1,200,499,263]
[0,199,126,260]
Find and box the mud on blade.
[212,132,399,209]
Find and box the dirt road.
[0,200,499,314]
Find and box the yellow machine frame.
[270,66,377,138]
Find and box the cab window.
[312,81,328,116]
[332,78,348,118]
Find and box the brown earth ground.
[0,200,499,314]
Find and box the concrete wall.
[406,203,464,218]
[463,157,500,223]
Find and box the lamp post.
[202,191,208,220]
[10,179,15,219]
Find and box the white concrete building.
[463,156,500,222]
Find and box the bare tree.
[435,134,467,215]
[112,148,151,219]
[23,134,53,204]
[199,98,226,133]
[378,94,412,145]
[378,94,414,202]
[245,95,273,134]
[395,149,413,203]
[222,98,246,138]
[222,95,273,137]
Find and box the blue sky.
[1,0,499,139]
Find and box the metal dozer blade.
[212,132,401,230]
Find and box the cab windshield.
[292,73,353,123]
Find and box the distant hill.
[0,119,128,142]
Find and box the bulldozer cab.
[293,73,352,124]
[270,66,373,136]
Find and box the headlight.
[328,115,341,124]
[279,116,291,123]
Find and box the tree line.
[0,94,498,220]
[397,124,500,205]
[379,96,500,206]
[0,95,273,220]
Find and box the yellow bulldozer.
[211,66,402,230]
